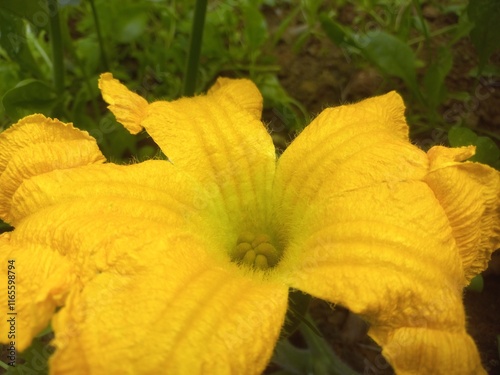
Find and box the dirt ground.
[264,3,500,374]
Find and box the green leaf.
[279,290,312,339]
[272,340,312,375]
[75,37,100,75]
[103,3,149,44]
[98,124,137,160]
[448,126,477,147]
[0,62,20,95]
[448,126,500,167]
[118,14,148,44]
[0,0,46,25]
[2,79,57,121]
[242,3,269,52]
[319,13,352,46]
[4,335,51,374]
[17,339,50,375]
[473,136,500,166]
[0,10,42,78]
[356,30,421,99]
[256,74,308,130]
[270,6,300,46]
[423,47,453,110]
[466,274,483,293]
[451,8,474,44]
[85,2,150,46]
[299,317,360,375]
[272,315,359,375]
[467,0,500,69]
[137,145,159,161]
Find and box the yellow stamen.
[252,234,271,248]
[242,250,256,265]
[254,243,279,266]
[254,254,269,269]
[233,243,252,259]
[231,232,280,270]
[237,231,255,244]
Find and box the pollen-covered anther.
[232,232,280,270]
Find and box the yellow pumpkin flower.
[0,73,498,375]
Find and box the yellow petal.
[1,150,272,366]
[0,233,75,351]
[372,327,486,375]
[99,73,276,231]
[8,159,233,282]
[273,92,428,242]
[10,160,208,223]
[425,145,500,282]
[49,235,288,375]
[98,72,148,134]
[0,114,105,224]
[283,181,483,373]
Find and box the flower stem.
[48,0,64,94]
[183,0,207,97]
[89,0,109,71]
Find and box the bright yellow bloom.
[0,73,498,375]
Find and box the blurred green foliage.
[0,0,307,161]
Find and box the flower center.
[231,231,280,270]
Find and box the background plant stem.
[89,0,109,71]
[183,0,207,96]
[48,0,64,94]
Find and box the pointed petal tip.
[369,90,408,137]
[428,145,476,169]
[208,77,263,120]
[98,72,148,135]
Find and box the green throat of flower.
[231,231,280,270]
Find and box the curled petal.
[0,115,105,224]
[373,327,486,375]
[425,146,500,282]
[0,233,75,351]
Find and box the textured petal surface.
[282,179,484,373]
[7,159,232,282]
[425,146,500,282]
[48,233,288,375]
[0,114,105,224]
[0,157,221,351]
[2,153,289,371]
[272,92,429,242]
[98,73,148,134]
[272,92,495,373]
[373,327,484,375]
[0,233,76,351]
[99,73,276,233]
